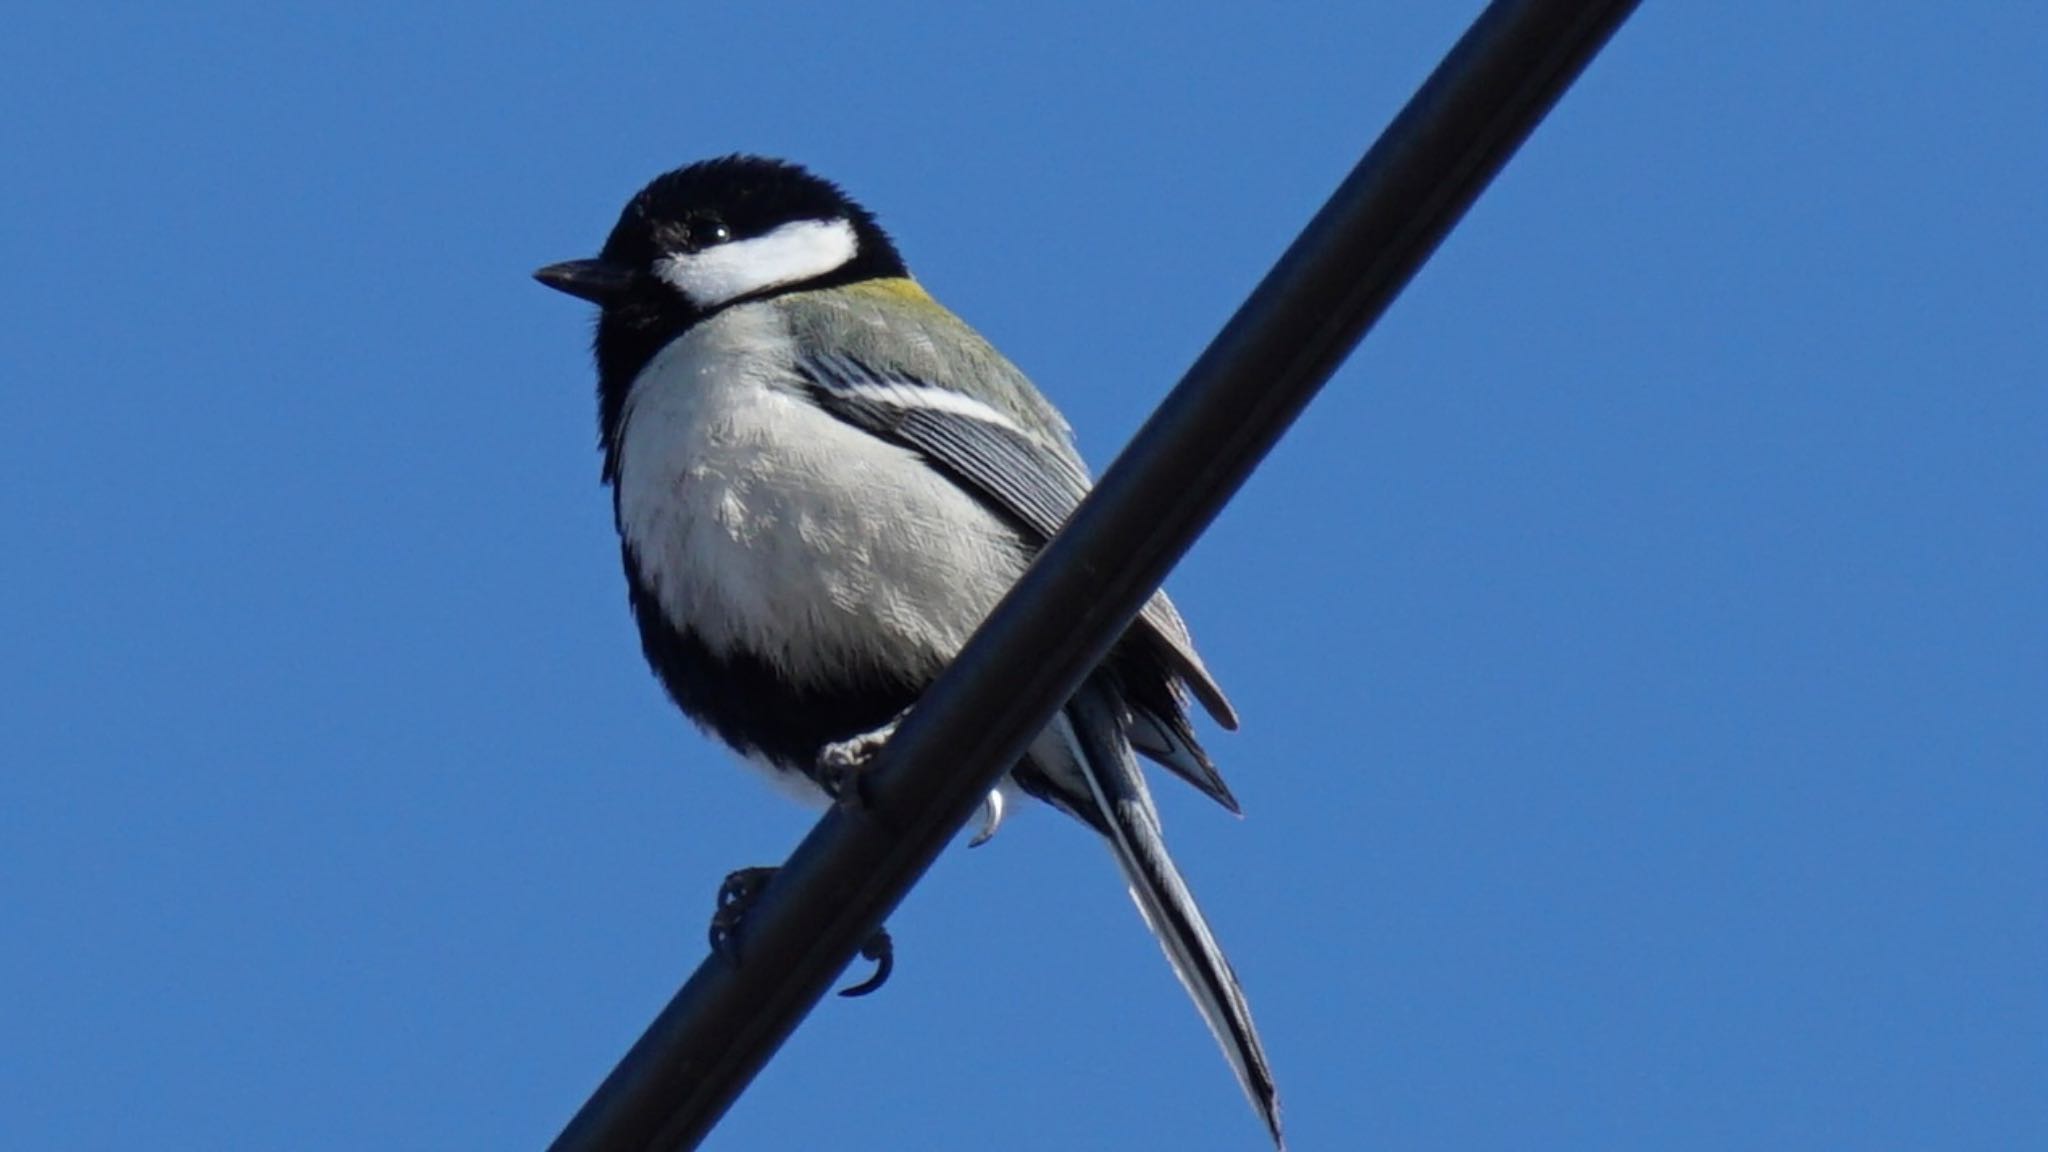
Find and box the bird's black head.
[534,156,909,467]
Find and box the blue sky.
[4,3,2043,1149]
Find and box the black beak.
[533,258,634,305]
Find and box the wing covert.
[794,352,1238,731]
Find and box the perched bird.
[535,155,1281,1146]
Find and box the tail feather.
[1059,684,1284,1149]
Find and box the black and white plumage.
[536,155,1281,1146]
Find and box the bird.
[534,155,1281,1146]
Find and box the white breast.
[615,303,1031,687]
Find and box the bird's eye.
[693,219,733,247]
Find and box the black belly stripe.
[620,539,1211,796]
[625,554,923,775]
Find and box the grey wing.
[795,351,1241,767]
[801,353,1097,543]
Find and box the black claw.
[837,927,894,998]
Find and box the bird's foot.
[817,714,904,806]
[708,865,779,959]
[820,716,1009,847]
[968,788,1007,848]
[706,865,896,997]
[837,925,894,998]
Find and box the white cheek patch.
[656,217,860,309]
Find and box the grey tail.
[1056,681,1284,1149]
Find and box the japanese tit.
[535,155,1281,1146]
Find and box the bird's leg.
[706,865,896,997]
[816,710,908,806]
